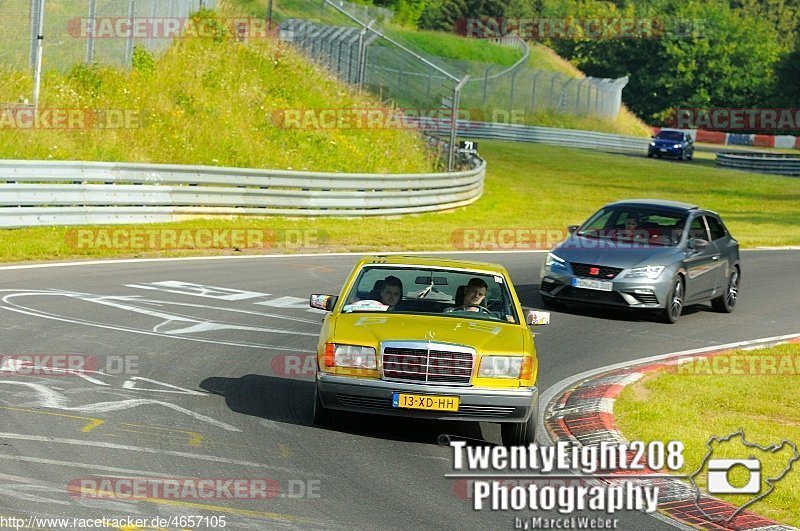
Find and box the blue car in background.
[648,129,694,160]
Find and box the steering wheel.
[450,304,493,315]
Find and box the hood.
[332,312,524,355]
[553,235,683,269]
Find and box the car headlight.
[649,141,655,146]
[624,265,666,279]
[478,356,524,378]
[545,252,566,270]
[673,144,682,149]
[326,343,376,369]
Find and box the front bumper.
[540,271,671,308]
[648,146,684,157]
[317,373,538,423]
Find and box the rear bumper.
[317,373,537,423]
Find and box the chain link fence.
[274,0,629,146]
[1,0,216,108]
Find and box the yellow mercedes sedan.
[309,255,549,446]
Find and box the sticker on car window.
[342,300,389,313]
[494,275,503,284]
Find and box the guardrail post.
[85,0,97,64]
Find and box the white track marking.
[0,455,184,478]
[0,291,312,352]
[0,433,328,476]
[0,381,240,432]
[126,281,271,301]
[0,248,792,272]
[121,377,206,395]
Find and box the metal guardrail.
[0,157,485,228]
[715,152,800,176]
[417,119,650,154]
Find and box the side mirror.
[688,238,709,251]
[310,294,338,311]
[567,225,579,235]
[525,309,551,326]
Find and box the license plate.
[660,148,667,152]
[572,277,613,291]
[392,392,459,411]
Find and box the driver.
[461,278,487,311]
[378,276,403,309]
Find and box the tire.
[647,152,654,158]
[659,276,684,324]
[680,149,687,161]
[541,295,565,309]
[501,411,537,446]
[711,267,740,313]
[687,150,693,160]
[312,388,339,427]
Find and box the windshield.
[656,131,684,141]
[577,206,688,246]
[342,266,519,324]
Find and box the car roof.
[354,255,509,275]
[656,129,687,134]
[606,198,699,211]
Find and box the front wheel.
[659,276,684,324]
[711,267,740,313]
[501,411,537,446]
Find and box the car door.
[704,215,732,297]
[683,215,720,301]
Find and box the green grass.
[0,8,435,174]
[391,28,524,67]
[1,140,799,262]
[615,343,800,526]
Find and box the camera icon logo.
[688,429,798,525]
[706,458,761,494]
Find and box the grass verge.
[614,343,800,526]
[1,140,799,262]
[0,9,435,174]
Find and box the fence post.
[482,66,492,105]
[29,0,40,69]
[509,69,518,113]
[357,20,376,88]
[448,75,469,172]
[530,71,542,110]
[85,0,97,64]
[32,0,45,113]
[125,0,136,65]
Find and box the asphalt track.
[0,250,797,530]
